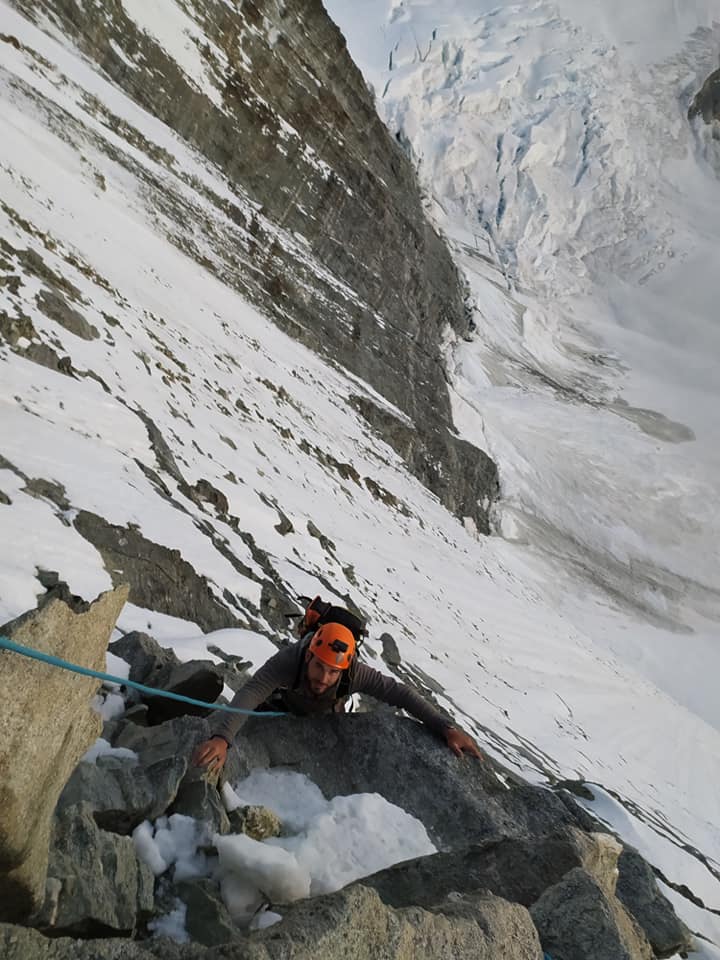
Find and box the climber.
[192,620,482,771]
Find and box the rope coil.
[0,635,286,717]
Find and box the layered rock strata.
[7,0,499,530]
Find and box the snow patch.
[81,737,137,763]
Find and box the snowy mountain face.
[1,0,720,953]
[2,0,497,533]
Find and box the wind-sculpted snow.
[1,0,720,954]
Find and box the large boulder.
[37,803,154,936]
[58,751,188,835]
[108,632,230,724]
[109,631,181,685]
[236,712,580,849]
[112,713,259,788]
[242,883,544,960]
[363,827,621,911]
[176,878,243,947]
[616,847,694,957]
[143,660,225,725]
[0,884,542,959]
[0,923,172,960]
[531,867,654,960]
[0,586,129,921]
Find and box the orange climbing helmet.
[309,622,356,670]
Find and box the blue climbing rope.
[0,635,286,717]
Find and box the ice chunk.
[81,737,137,763]
[91,691,126,721]
[132,820,168,876]
[154,814,209,881]
[214,832,311,903]
[250,909,283,930]
[132,815,208,880]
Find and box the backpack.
[289,595,366,700]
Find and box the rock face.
[9,0,498,531]
[38,803,154,936]
[237,712,578,850]
[689,68,720,126]
[531,867,654,960]
[1,886,544,960]
[177,878,243,948]
[57,748,187,835]
[74,512,241,633]
[244,884,543,960]
[362,828,621,911]
[0,626,692,958]
[0,585,129,921]
[616,846,694,957]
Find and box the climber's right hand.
[192,736,229,770]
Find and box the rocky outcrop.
[237,711,577,850]
[109,632,182,687]
[73,511,241,633]
[531,867,654,960]
[362,828,622,911]
[0,585,128,921]
[0,625,692,958]
[616,846,694,957]
[57,747,187,835]
[37,803,154,936]
[689,68,720,126]
[9,0,498,530]
[242,884,544,960]
[1,886,544,960]
[0,925,156,960]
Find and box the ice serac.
[0,585,129,921]
[8,0,497,530]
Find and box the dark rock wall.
[10,0,498,529]
[689,67,720,125]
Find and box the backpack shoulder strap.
[336,656,356,700]
[290,633,313,692]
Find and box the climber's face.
[305,651,342,695]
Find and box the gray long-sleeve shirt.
[210,643,452,744]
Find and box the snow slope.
[324,0,720,702]
[1,0,719,951]
[331,0,720,947]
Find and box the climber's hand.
[445,727,483,759]
[192,736,229,770]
